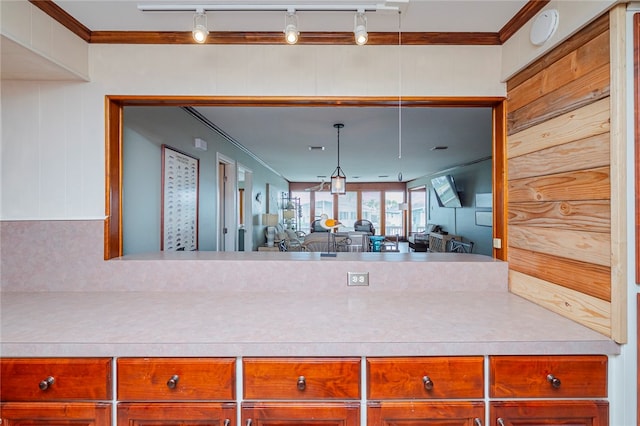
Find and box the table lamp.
[262,213,279,247]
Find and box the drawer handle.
[246,420,252,426]
[474,418,482,426]
[497,418,505,426]
[422,375,434,391]
[297,375,306,391]
[546,374,561,389]
[224,420,230,426]
[166,375,180,389]
[38,376,55,391]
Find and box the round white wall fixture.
[530,9,559,46]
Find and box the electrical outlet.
[348,272,369,286]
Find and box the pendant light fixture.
[330,123,346,194]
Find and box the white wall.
[501,0,616,81]
[1,40,504,220]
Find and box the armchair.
[353,219,375,235]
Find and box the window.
[384,191,404,236]
[409,187,427,234]
[337,192,358,232]
[361,191,381,234]
[315,191,334,219]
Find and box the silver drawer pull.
[223,420,230,426]
[474,418,482,426]
[497,418,505,426]
[246,420,252,426]
[297,375,306,391]
[422,375,434,391]
[167,374,179,389]
[546,374,561,388]
[39,376,55,391]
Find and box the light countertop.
[0,290,619,357]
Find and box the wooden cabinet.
[368,401,484,426]
[0,402,112,426]
[489,355,608,425]
[490,401,609,426]
[0,358,112,426]
[242,357,360,426]
[116,357,236,426]
[366,357,484,425]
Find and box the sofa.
[408,224,441,252]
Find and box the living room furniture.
[428,232,462,253]
[381,234,399,252]
[353,219,375,235]
[448,239,474,253]
[408,225,441,252]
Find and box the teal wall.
[408,158,493,256]
[123,107,288,254]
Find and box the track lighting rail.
[137,3,398,13]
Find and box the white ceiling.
[5,0,532,183]
[185,105,494,183]
[55,1,528,33]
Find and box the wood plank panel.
[609,4,628,344]
[508,166,610,203]
[507,13,609,91]
[508,133,610,180]
[509,270,611,336]
[508,247,611,301]
[508,97,610,159]
[508,63,610,134]
[509,225,611,267]
[635,13,640,286]
[508,31,610,112]
[508,200,610,233]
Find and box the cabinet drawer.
[0,358,112,401]
[117,358,235,401]
[367,356,484,399]
[489,355,607,398]
[243,357,360,400]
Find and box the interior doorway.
[217,153,237,251]
[238,164,254,251]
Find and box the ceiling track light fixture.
[192,8,209,43]
[330,123,346,195]
[354,9,368,45]
[284,9,299,44]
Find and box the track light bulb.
[284,10,299,44]
[192,9,209,43]
[354,10,368,45]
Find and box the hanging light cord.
[398,10,402,159]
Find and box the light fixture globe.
[284,10,299,44]
[354,11,368,45]
[192,9,209,43]
[330,123,347,195]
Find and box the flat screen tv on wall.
[431,174,462,208]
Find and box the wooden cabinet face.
[243,357,360,400]
[242,402,360,426]
[0,358,112,401]
[490,401,609,426]
[0,402,111,426]
[489,355,607,398]
[117,357,235,401]
[367,401,485,426]
[117,402,236,426]
[367,357,484,399]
